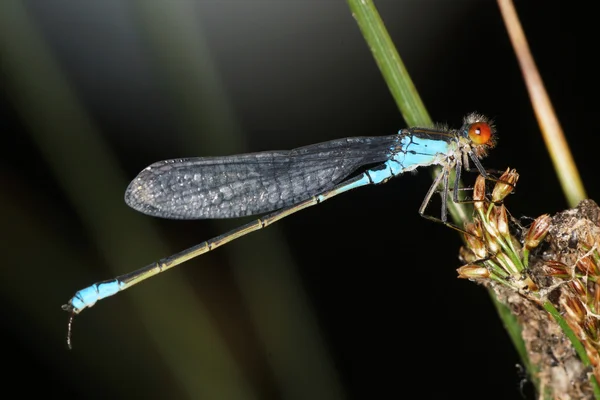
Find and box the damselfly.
[63,113,496,347]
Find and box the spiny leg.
[464,151,516,195]
[438,153,516,208]
[418,166,477,236]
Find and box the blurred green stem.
[347,0,429,127]
[497,0,587,207]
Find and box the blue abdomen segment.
[393,134,450,170]
[367,134,451,184]
[343,135,451,187]
[366,160,397,184]
[68,280,125,314]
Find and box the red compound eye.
[468,122,492,145]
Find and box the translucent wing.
[125,135,399,219]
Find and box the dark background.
[0,1,585,399]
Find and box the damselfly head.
[461,112,497,158]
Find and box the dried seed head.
[496,205,509,237]
[467,221,484,238]
[459,246,478,264]
[576,256,599,276]
[465,231,487,259]
[483,227,500,254]
[522,276,538,291]
[583,318,598,341]
[457,265,490,279]
[544,260,569,276]
[495,251,519,275]
[568,279,588,298]
[484,207,501,239]
[524,214,551,250]
[473,175,487,211]
[491,168,518,203]
[595,283,600,312]
[562,296,586,324]
[580,231,597,252]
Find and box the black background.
[1,1,586,399]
